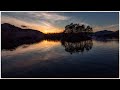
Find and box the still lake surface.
[1,39,119,78]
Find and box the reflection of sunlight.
[2,40,66,72]
[2,40,118,74]
[2,40,61,57]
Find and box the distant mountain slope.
[1,23,44,50]
[1,23,43,33]
[94,30,119,38]
[95,30,113,35]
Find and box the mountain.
[2,23,21,31]
[1,23,43,33]
[94,30,119,38]
[95,30,113,36]
[1,23,44,50]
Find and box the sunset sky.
[1,12,119,33]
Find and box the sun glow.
[31,25,63,34]
[1,15,64,34]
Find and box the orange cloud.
[1,15,63,33]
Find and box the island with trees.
[45,23,93,42]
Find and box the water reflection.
[61,40,93,54]
[1,39,119,78]
[1,38,43,51]
[2,39,93,54]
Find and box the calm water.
[1,39,119,78]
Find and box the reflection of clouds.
[2,41,68,73]
[93,40,119,49]
[2,40,118,75]
[2,40,60,58]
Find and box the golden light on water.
[1,40,61,71]
[2,40,61,57]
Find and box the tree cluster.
[64,23,93,34]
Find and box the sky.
[1,12,119,33]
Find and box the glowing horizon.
[1,12,119,33]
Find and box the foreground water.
[1,39,119,78]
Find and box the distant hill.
[1,23,43,33]
[94,30,119,38]
[95,30,113,35]
[2,23,21,31]
[1,23,44,50]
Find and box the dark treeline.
[64,23,93,34]
[44,33,92,42]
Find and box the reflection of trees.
[61,40,93,54]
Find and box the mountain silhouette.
[1,23,44,50]
[94,30,119,38]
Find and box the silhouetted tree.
[85,26,93,34]
[64,23,93,34]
